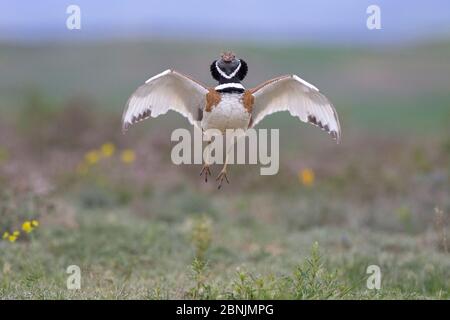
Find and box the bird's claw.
[200,165,211,183]
[216,171,229,189]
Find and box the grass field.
[0,40,449,299]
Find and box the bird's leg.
[216,139,235,189]
[216,170,229,190]
[200,141,212,182]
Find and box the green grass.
[1,192,449,299]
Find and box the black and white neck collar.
[215,83,245,93]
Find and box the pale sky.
[1,0,450,44]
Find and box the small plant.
[2,220,40,243]
[0,189,46,243]
[226,269,280,299]
[187,258,216,299]
[291,242,351,299]
[2,220,39,242]
[224,243,352,299]
[187,216,215,299]
[190,215,212,262]
[229,269,258,299]
[2,230,20,243]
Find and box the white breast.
[201,93,251,134]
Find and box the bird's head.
[210,51,248,84]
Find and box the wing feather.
[122,69,209,132]
[250,75,341,142]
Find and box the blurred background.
[0,0,449,299]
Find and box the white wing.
[122,69,209,132]
[250,75,341,142]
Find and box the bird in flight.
[122,51,341,188]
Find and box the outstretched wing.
[122,69,209,132]
[250,75,341,142]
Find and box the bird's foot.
[199,164,211,183]
[216,170,229,189]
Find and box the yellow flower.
[100,142,116,158]
[121,149,136,164]
[299,168,315,187]
[2,231,9,239]
[31,220,39,227]
[22,221,33,233]
[13,230,20,236]
[85,150,100,165]
[8,235,18,242]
